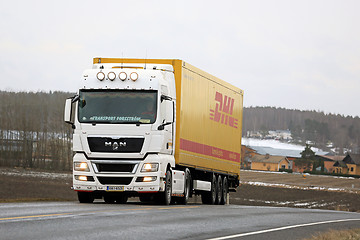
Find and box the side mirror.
[64,98,74,125]
[164,100,174,123]
[158,100,174,130]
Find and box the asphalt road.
[0,201,360,240]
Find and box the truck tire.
[179,168,191,205]
[162,169,172,205]
[201,173,216,204]
[216,175,223,205]
[77,192,94,203]
[220,176,228,205]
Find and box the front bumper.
[73,175,164,193]
[72,152,170,194]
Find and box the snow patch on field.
[237,198,338,209]
[0,168,71,179]
[241,180,358,193]
[242,169,356,180]
[242,138,305,150]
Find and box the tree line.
[0,91,74,170]
[243,106,360,154]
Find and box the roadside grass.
[304,228,360,240]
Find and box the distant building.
[317,155,345,173]
[267,130,292,140]
[250,154,290,171]
[333,154,360,175]
[241,145,258,169]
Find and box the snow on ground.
[242,169,356,179]
[242,137,327,154]
[240,180,358,193]
[242,138,305,150]
[0,168,71,179]
[236,198,338,208]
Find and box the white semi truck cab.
[65,58,243,205]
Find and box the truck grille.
[97,177,133,185]
[95,163,136,173]
[87,137,144,153]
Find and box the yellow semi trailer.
[65,58,243,205]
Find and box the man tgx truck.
[64,58,243,205]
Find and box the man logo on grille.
[105,141,126,150]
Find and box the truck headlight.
[141,163,159,172]
[136,176,157,182]
[74,175,95,182]
[74,162,90,172]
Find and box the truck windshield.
[78,90,157,124]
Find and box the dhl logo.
[209,92,238,128]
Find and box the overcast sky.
[1,0,359,117]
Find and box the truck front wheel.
[162,169,172,205]
[179,168,191,205]
[77,191,94,203]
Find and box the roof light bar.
[130,72,138,81]
[119,72,127,81]
[97,72,105,81]
[108,72,116,81]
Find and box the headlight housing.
[136,176,157,182]
[74,175,95,182]
[141,163,159,172]
[74,162,90,172]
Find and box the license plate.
[106,186,124,192]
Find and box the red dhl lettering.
[209,91,238,128]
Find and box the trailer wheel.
[210,173,217,204]
[179,168,191,205]
[162,169,172,205]
[201,173,216,204]
[216,175,223,205]
[77,192,94,203]
[221,176,228,205]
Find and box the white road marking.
[207,218,360,240]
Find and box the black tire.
[220,176,228,205]
[201,173,216,205]
[216,175,223,205]
[179,168,191,205]
[116,194,128,204]
[162,169,172,205]
[77,192,94,203]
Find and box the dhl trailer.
[64,58,243,205]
